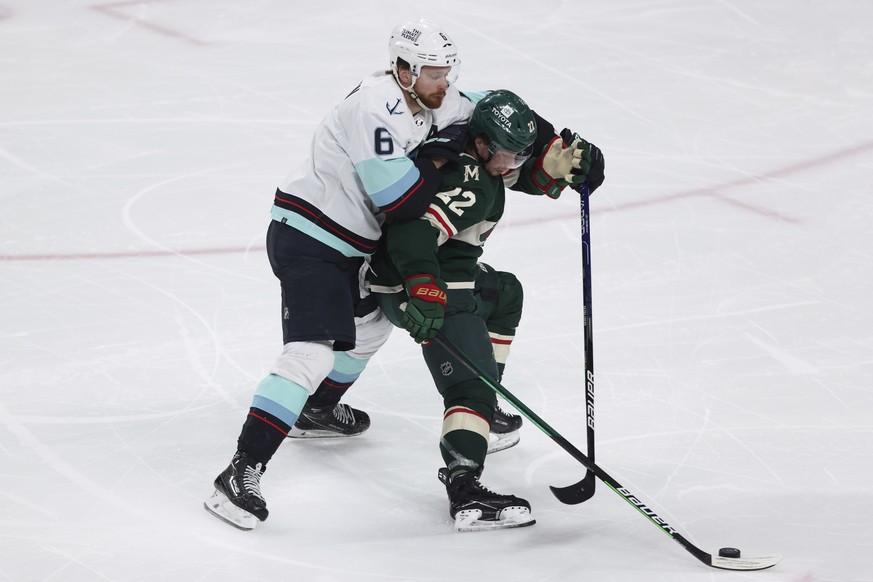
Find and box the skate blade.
[454,507,536,532]
[286,427,361,439]
[487,430,520,454]
[203,489,258,531]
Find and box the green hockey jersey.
[368,152,506,290]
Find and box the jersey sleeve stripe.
[380,174,425,212]
[354,157,421,209]
[425,206,458,243]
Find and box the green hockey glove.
[402,274,447,343]
[560,128,605,193]
[532,135,592,198]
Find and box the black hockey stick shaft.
[431,334,778,571]
[550,183,596,504]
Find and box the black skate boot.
[438,468,535,532]
[487,403,522,454]
[287,403,370,438]
[204,451,268,530]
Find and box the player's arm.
[507,111,606,198]
[351,106,447,219]
[384,173,485,275]
[434,90,606,198]
[384,173,490,342]
[384,216,441,282]
[381,218,444,343]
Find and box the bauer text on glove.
[402,274,447,343]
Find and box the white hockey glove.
[531,136,592,199]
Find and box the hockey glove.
[531,135,591,199]
[560,128,605,194]
[416,123,469,164]
[402,274,447,343]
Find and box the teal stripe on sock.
[252,374,310,426]
[333,352,368,376]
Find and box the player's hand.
[402,274,447,343]
[532,136,591,198]
[533,131,605,198]
[560,128,605,194]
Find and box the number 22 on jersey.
[435,187,476,216]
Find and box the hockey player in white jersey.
[205,20,476,531]
[275,22,482,440]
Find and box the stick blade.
[710,554,782,571]
[549,472,596,505]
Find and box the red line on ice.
[91,0,209,46]
[512,139,873,228]
[0,246,259,262]
[4,140,871,263]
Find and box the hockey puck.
[718,547,741,559]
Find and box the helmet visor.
[487,141,533,170]
[414,63,460,86]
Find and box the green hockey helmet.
[469,89,537,168]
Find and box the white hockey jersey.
[272,71,477,257]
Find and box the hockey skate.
[487,403,522,454]
[204,451,268,531]
[438,468,535,532]
[287,403,370,438]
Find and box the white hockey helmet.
[388,20,461,85]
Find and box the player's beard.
[418,90,446,109]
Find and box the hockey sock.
[237,408,290,465]
[488,332,513,377]
[306,380,351,410]
[440,406,490,475]
[438,379,497,473]
[305,352,368,409]
[237,374,308,463]
[440,427,488,476]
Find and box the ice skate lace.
[332,403,354,425]
[242,463,265,501]
[473,477,495,494]
[494,404,517,420]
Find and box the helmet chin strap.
[392,68,431,111]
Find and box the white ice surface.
[2,1,872,581]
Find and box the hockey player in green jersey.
[367,89,601,531]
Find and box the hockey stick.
[550,183,596,504]
[432,333,782,571]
